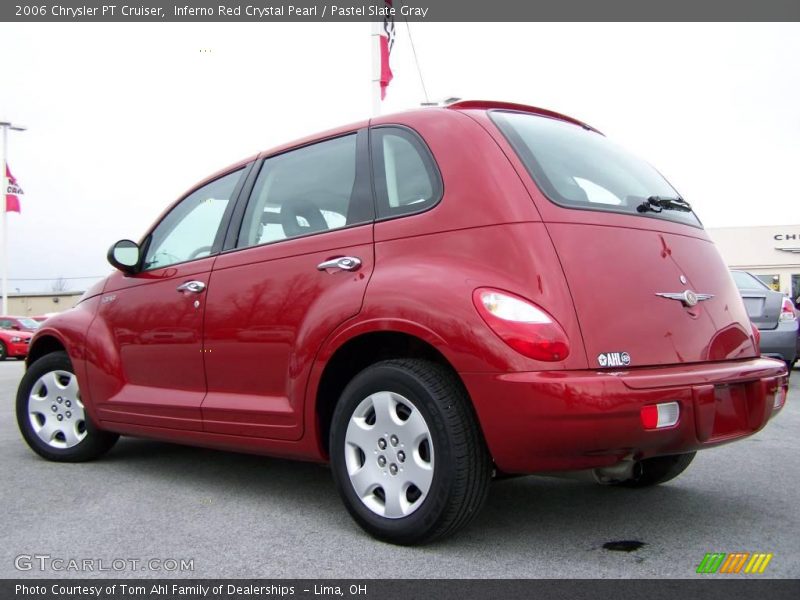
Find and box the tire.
[16,351,119,462]
[329,359,492,545]
[612,452,696,488]
[0,341,7,361]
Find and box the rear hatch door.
[484,109,758,368]
[546,223,756,367]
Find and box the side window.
[143,169,242,270]
[0,319,11,329]
[371,127,442,219]
[238,134,369,249]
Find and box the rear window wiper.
[637,196,692,213]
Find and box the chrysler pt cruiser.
[17,101,789,544]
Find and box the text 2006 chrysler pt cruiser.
[18,101,789,544]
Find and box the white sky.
[1,22,798,292]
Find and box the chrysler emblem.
[655,290,713,307]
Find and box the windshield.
[18,318,40,329]
[490,111,702,227]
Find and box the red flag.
[379,0,395,100]
[5,164,23,213]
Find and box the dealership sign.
[774,233,800,253]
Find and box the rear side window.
[371,127,442,219]
[238,134,372,248]
[491,110,702,227]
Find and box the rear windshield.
[730,271,771,291]
[490,110,702,227]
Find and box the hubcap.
[27,370,87,449]
[344,391,434,519]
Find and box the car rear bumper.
[759,319,799,363]
[461,357,789,474]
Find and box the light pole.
[0,120,26,316]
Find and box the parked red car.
[0,315,41,333]
[17,101,789,544]
[0,328,32,360]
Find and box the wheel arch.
[311,323,482,459]
[26,333,68,367]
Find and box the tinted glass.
[238,135,366,248]
[371,127,442,219]
[144,169,242,270]
[491,111,701,227]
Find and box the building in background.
[707,225,800,304]
[7,291,84,317]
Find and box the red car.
[17,101,789,544]
[0,328,32,360]
[0,315,42,333]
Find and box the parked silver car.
[730,270,798,371]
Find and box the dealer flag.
[380,0,396,99]
[5,164,23,213]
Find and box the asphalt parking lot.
[1,360,798,579]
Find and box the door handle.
[176,280,206,294]
[317,256,362,272]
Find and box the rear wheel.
[16,351,118,462]
[329,359,491,545]
[611,452,696,488]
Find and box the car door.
[201,130,374,440]
[86,166,250,431]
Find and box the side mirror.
[107,239,141,274]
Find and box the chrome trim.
[655,290,713,308]
[317,256,362,272]
[176,280,206,294]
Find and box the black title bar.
[3,0,800,22]
[4,579,800,600]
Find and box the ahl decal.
[597,352,631,368]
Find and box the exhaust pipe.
[592,459,642,484]
[535,458,642,485]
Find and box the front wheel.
[16,351,119,462]
[611,452,696,488]
[329,359,491,545]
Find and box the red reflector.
[641,402,680,429]
[640,405,658,429]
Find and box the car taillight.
[472,288,569,361]
[779,297,797,322]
